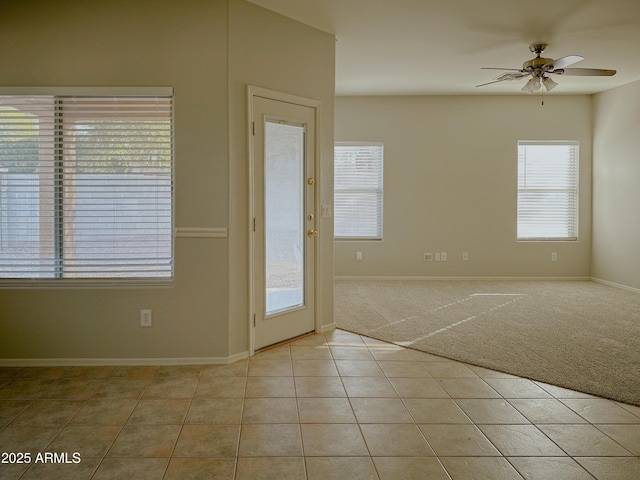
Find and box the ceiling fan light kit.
[522,76,541,93]
[542,76,558,91]
[476,43,616,94]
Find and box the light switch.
[321,204,332,218]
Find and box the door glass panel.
[265,121,305,315]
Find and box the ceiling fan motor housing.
[524,43,553,75]
[523,56,554,74]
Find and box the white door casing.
[249,89,319,352]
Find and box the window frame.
[516,140,579,242]
[334,142,384,241]
[0,87,174,287]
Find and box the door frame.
[247,85,323,356]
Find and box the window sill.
[517,238,578,242]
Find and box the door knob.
[307,229,318,237]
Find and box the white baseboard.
[334,276,592,282]
[334,275,639,294]
[591,277,640,294]
[227,351,250,363]
[0,353,250,367]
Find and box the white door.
[252,96,316,351]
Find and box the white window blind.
[517,141,578,241]
[0,94,173,279]
[334,143,383,239]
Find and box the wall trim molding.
[175,227,228,238]
[228,351,250,363]
[335,275,640,294]
[591,277,640,294]
[320,322,336,333]
[334,276,592,282]
[0,353,250,367]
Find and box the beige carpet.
[335,279,640,406]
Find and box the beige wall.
[0,0,335,361]
[592,80,640,291]
[335,95,593,278]
[0,0,231,360]
[227,0,336,353]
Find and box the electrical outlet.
[356,252,363,262]
[551,252,558,262]
[441,252,447,262]
[462,252,469,261]
[140,309,152,327]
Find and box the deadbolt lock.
[307,177,315,185]
[307,213,314,221]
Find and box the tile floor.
[1,329,639,479]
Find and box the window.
[0,92,173,280]
[517,141,578,241]
[334,143,383,239]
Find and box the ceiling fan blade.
[481,67,524,72]
[554,68,617,76]
[476,72,528,87]
[549,55,584,70]
[495,72,528,81]
[475,78,512,88]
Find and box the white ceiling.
[248,0,640,96]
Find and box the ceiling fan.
[476,43,616,93]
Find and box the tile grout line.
[232,361,251,480]
[160,366,205,480]
[91,371,153,480]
